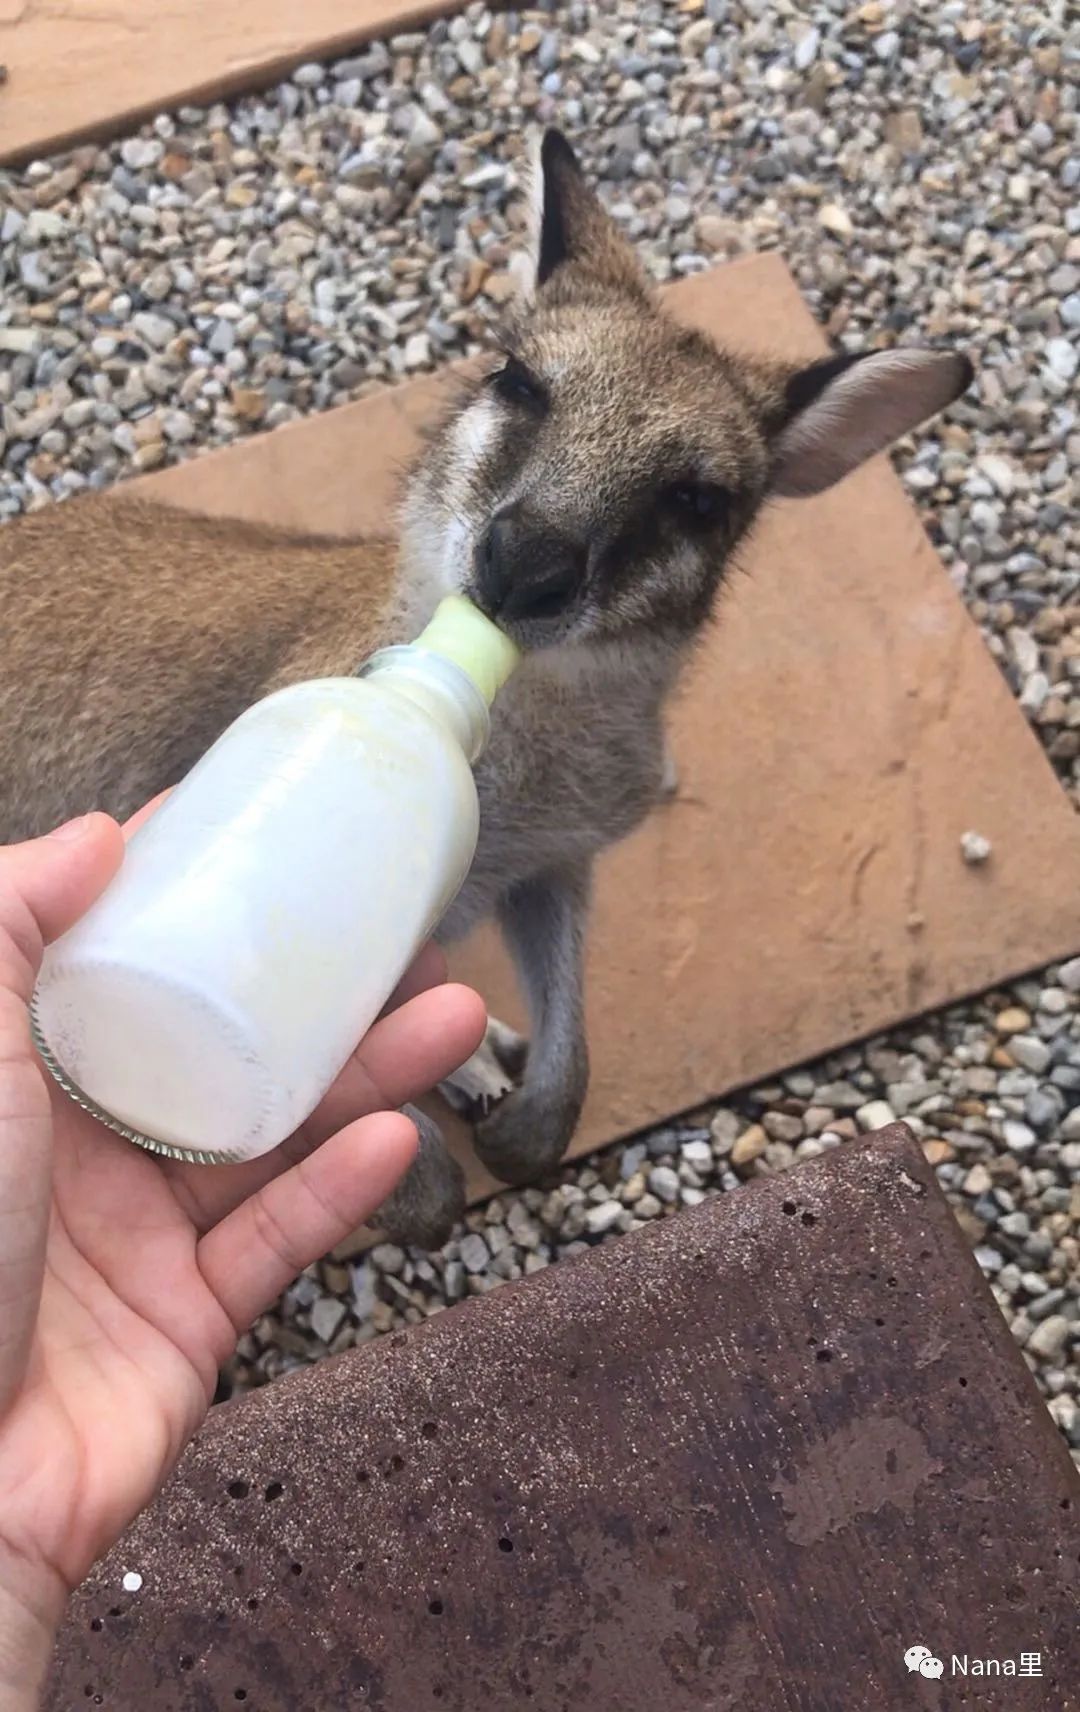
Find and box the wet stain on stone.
[770,1416,944,1547]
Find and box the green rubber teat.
[414,595,520,707]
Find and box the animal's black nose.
[474,508,586,623]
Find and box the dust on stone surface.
[63,1131,1077,1710]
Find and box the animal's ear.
[523,129,646,297]
[769,348,974,498]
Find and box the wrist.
[0,1541,65,1712]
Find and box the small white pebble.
[1057,956,1080,993]
[856,1099,898,1133]
[960,830,992,865]
[122,1571,143,1593]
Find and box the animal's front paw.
[474,1083,581,1187]
[440,1016,529,1119]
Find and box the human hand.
[0,811,485,1708]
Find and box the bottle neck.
[360,648,492,764]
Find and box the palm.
[1,1108,236,1591]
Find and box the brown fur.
[0,500,398,840]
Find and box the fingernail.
[48,814,95,843]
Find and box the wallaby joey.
[0,130,973,1247]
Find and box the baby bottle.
[32,596,518,1164]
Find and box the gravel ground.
[1,1,1077,1459]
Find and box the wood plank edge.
[0,0,459,167]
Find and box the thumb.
[0,815,125,998]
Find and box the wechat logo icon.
[904,1644,944,1678]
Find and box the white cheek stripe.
[452,395,500,464]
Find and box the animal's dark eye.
[490,357,547,411]
[666,481,730,523]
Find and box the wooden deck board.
[0,0,456,165]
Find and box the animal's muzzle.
[473,504,587,623]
